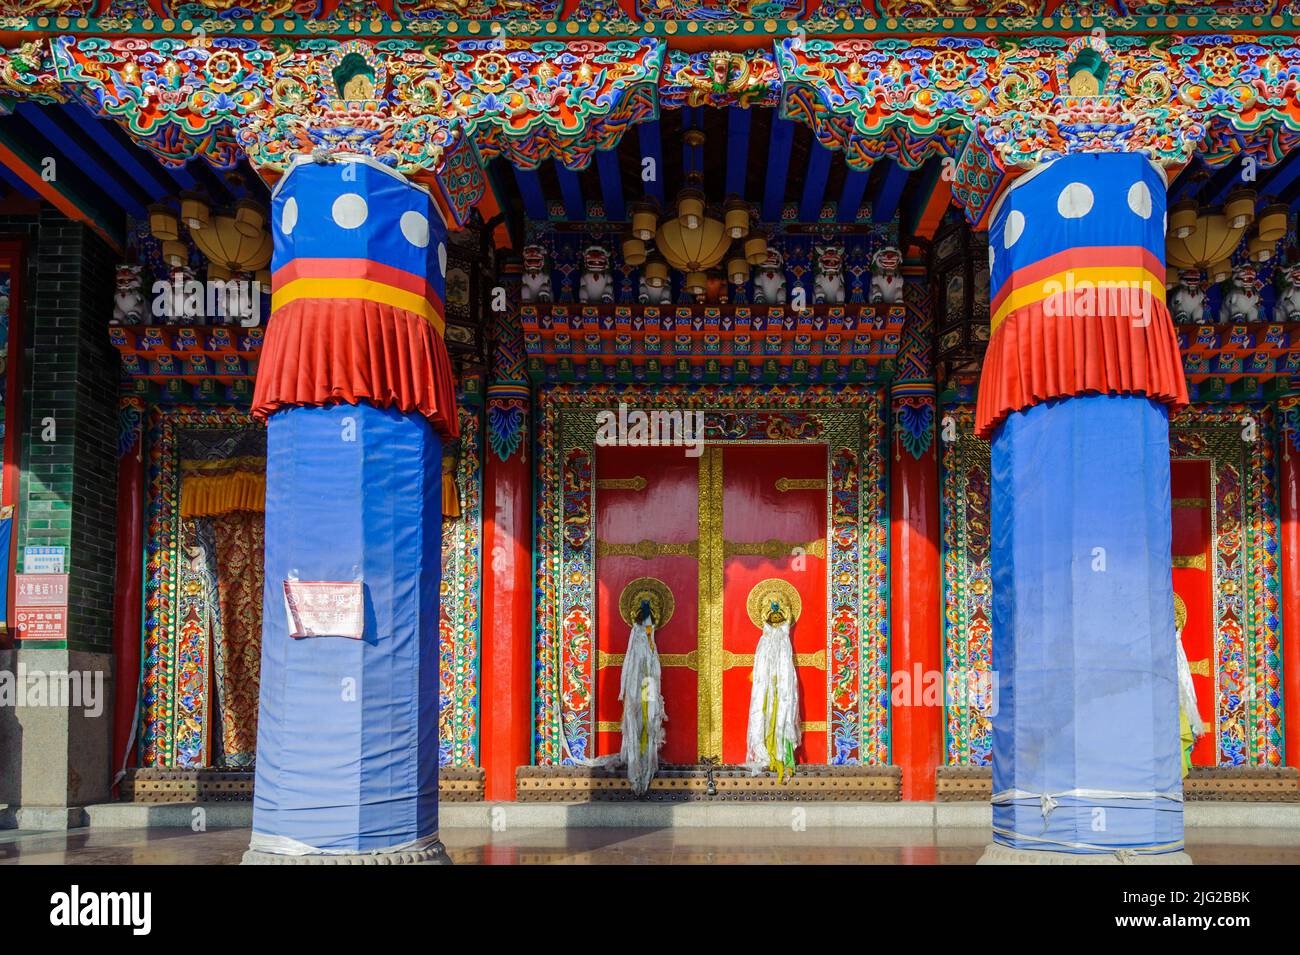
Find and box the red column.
[111,396,146,795]
[479,381,533,800]
[1279,397,1300,785]
[889,384,943,800]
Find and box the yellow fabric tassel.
[1179,707,1194,779]
[180,471,266,518]
[639,681,650,755]
[766,677,785,783]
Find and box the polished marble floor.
[3,826,1300,864]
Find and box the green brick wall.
[7,209,120,654]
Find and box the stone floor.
[3,825,1300,864]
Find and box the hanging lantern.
[191,215,272,272]
[162,239,189,269]
[744,233,768,266]
[643,258,669,289]
[149,203,180,242]
[254,268,272,290]
[180,192,211,231]
[1169,200,1199,240]
[1256,203,1289,243]
[684,270,707,295]
[1167,212,1246,272]
[677,187,705,231]
[207,262,233,282]
[656,214,730,275]
[234,199,267,239]
[1224,188,1256,230]
[1247,234,1275,263]
[622,236,647,267]
[724,198,750,240]
[727,254,750,286]
[630,202,658,242]
[1209,258,1233,284]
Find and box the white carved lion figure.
[869,246,904,306]
[752,248,786,305]
[578,244,614,304]
[163,266,197,325]
[638,274,672,306]
[1220,264,1262,324]
[1275,263,1300,322]
[813,243,845,305]
[519,244,552,304]
[112,264,146,325]
[1169,270,1208,325]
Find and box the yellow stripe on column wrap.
[991,266,1167,333]
[272,278,445,334]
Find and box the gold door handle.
[596,539,699,559]
[720,648,826,670]
[596,476,647,491]
[597,649,699,671]
[776,478,826,492]
[722,539,826,560]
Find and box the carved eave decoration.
[8,30,1300,229]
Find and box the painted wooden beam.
[595,147,625,221]
[512,165,549,221]
[0,123,121,252]
[762,116,795,223]
[637,120,664,205]
[61,103,174,201]
[873,159,910,223]
[836,168,870,223]
[554,163,585,221]
[798,140,832,222]
[17,104,147,216]
[725,105,751,198]
[902,160,951,255]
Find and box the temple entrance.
[593,443,828,764]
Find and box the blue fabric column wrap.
[991,394,1183,854]
[249,157,453,856]
[252,403,441,853]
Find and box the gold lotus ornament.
[618,576,675,629]
[746,578,801,630]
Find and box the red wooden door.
[1171,459,1215,766]
[718,445,828,764]
[594,446,700,764]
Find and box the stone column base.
[978,843,1193,865]
[241,842,452,865]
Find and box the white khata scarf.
[1176,628,1207,738]
[618,618,666,795]
[745,618,800,781]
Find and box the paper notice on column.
[283,580,365,639]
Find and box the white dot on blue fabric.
[438,242,447,276]
[1004,210,1025,249]
[989,245,995,272]
[281,197,298,236]
[1127,181,1153,220]
[400,210,430,248]
[1057,182,1094,219]
[332,193,368,230]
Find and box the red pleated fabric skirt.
[252,299,460,439]
[976,294,1189,439]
